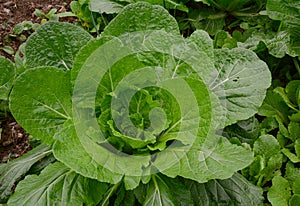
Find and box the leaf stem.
[293,58,300,76]
[100,180,122,206]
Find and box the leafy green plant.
[176,0,265,36]
[0,2,273,205]
[221,79,300,205]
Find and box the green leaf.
[200,0,254,10]
[240,30,296,58]
[53,121,124,184]
[290,194,300,206]
[253,135,281,160]
[267,176,291,206]
[188,8,226,35]
[184,173,263,205]
[211,48,271,127]
[282,148,300,163]
[25,21,92,70]
[188,30,214,63]
[285,161,300,184]
[89,0,125,14]
[102,2,180,37]
[0,56,15,100]
[0,144,51,203]
[274,86,298,111]
[113,185,136,206]
[136,175,193,206]
[286,80,300,106]
[266,0,300,57]
[7,162,109,206]
[258,90,290,125]
[160,135,253,183]
[9,67,72,145]
[2,46,14,55]
[288,122,300,142]
[292,175,300,194]
[89,0,188,14]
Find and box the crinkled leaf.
[102,2,180,37]
[239,30,296,58]
[160,135,253,183]
[184,173,263,206]
[188,30,214,63]
[267,176,291,206]
[266,0,300,57]
[0,144,51,203]
[0,56,15,100]
[9,67,72,144]
[210,48,271,127]
[25,21,92,70]
[7,162,109,206]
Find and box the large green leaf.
[101,2,180,37]
[0,57,15,100]
[53,121,124,184]
[159,135,253,183]
[266,0,300,57]
[210,48,271,127]
[25,21,92,70]
[9,67,72,144]
[240,30,296,58]
[184,173,263,205]
[7,162,109,206]
[0,144,51,203]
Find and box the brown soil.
[0,0,77,162]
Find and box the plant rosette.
[4,2,271,205]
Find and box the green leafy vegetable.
[0,57,15,100]
[6,2,272,205]
[0,144,51,203]
[184,173,263,205]
[25,21,92,70]
[267,176,291,206]
[7,162,109,206]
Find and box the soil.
[0,0,77,162]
